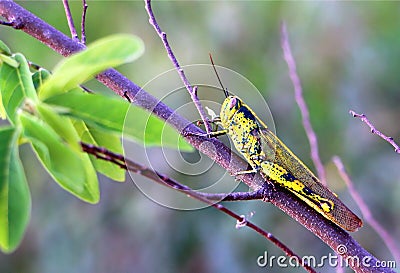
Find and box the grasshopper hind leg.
[234,168,258,176]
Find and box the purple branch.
[281,22,327,185]
[144,0,212,135]
[333,156,400,262]
[349,110,400,154]
[62,0,79,42]
[80,0,88,44]
[81,142,315,273]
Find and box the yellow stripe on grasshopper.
[260,161,334,213]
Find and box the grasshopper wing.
[259,127,362,232]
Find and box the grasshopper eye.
[229,97,240,109]
[229,98,236,109]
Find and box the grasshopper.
[204,58,362,232]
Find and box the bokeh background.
[1,1,399,272]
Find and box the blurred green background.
[1,1,399,272]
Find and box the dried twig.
[333,156,400,262]
[144,0,212,135]
[349,110,400,154]
[281,22,327,185]
[81,142,315,273]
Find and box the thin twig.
[62,0,79,42]
[81,142,315,273]
[144,0,212,135]
[79,85,94,94]
[80,142,263,203]
[281,22,327,185]
[0,20,13,26]
[333,156,400,262]
[27,61,41,71]
[349,110,400,154]
[80,0,87,44]
[123,91,132,102]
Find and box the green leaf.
[18,111,99,204]
[0,88,5,120]
[74,121,125,181]
[45,91,193,151]
[36,103,81,152]
[125,107,194,151]
[39,34,144,100]
[0,53,37,123]
[46,91,129,132]
[0,40,11,55]
[32,69,51,91]
[0,55,19,68]
[0,127,31,253]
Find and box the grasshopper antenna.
[209,53,229,98]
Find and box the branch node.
[235,215,248,229]
[0,18,23,29]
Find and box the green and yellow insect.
[207,60,363,232]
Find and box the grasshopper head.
[220,95,243,126]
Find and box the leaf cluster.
[0,35,191,253]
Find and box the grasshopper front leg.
[184,118,257,177]
[186,116,227,138]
